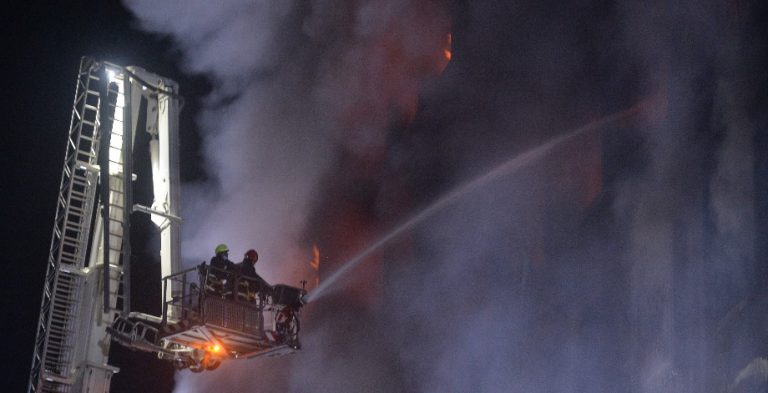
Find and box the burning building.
[119,0,768,392]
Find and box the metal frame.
[28,58,182,393]
[28,56,300,391]
[159,266,302,357]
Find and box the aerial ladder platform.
[27,57,304,393]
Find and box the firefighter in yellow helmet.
[208,243,236,294]
[210,243,235,273]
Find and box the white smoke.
[123,0,765,392]
[611,3,761,391]
[125,0,328,284]
[124,0,450,391]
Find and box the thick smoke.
[124,1,331,284]
[124,0,451,391]
[124,0,767,392]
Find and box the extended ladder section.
[28,58,182,393]
[29,57,106,393]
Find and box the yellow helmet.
[214,244,229,255]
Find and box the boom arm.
[27,58,182,393]
[125,65,183,315]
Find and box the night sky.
[5,1,768,393]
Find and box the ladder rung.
[61,239,79,248]
[49,323,74,331]
[53,282,77,290]
[63,223,84,233]
[68,202,86,211]
[61,236,83,245]
[51,308,74,322]
[55,287,75,298]
[52,289,77,297]
[52,300,76,308]
[53,284,78,292]
[46,338,73,346]
[68,197,87,207]
[69,190,87,199]
[54,280,77,290]
[71,178,89,187]
[49,327,74,335]
[51,309,74,318]
[52,303,76,311]
[47,330,73,339]
[44,344,68,352]
[77,147,95,156]
[54,284,77,293]
[64,222,84,231]
[51,311,75,321]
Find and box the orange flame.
[435,32,452,74]
[310,244,321,287]
[444,33,452,61]
[310,245,320,271]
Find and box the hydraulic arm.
[27,57,181,393]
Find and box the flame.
[310,244,321,287]
[310,245,320,271]
[435,32,452,74]
[444,33,452,61]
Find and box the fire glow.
[310,244,320,288]
[444,33,452,61]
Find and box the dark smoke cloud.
[124,0,767,392]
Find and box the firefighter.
[237,249,271,300]
[210,243,235,273]
[238,249,259,277]
[207,243,236,295]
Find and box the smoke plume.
[124,0,767,392]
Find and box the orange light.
[435,32,452,74]
[206,344,222,353]
[310,245,321,288]
[310,245,320,271]
[445,33,452,61]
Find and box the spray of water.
[303,100,650,303]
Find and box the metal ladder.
[28,58,112,393]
